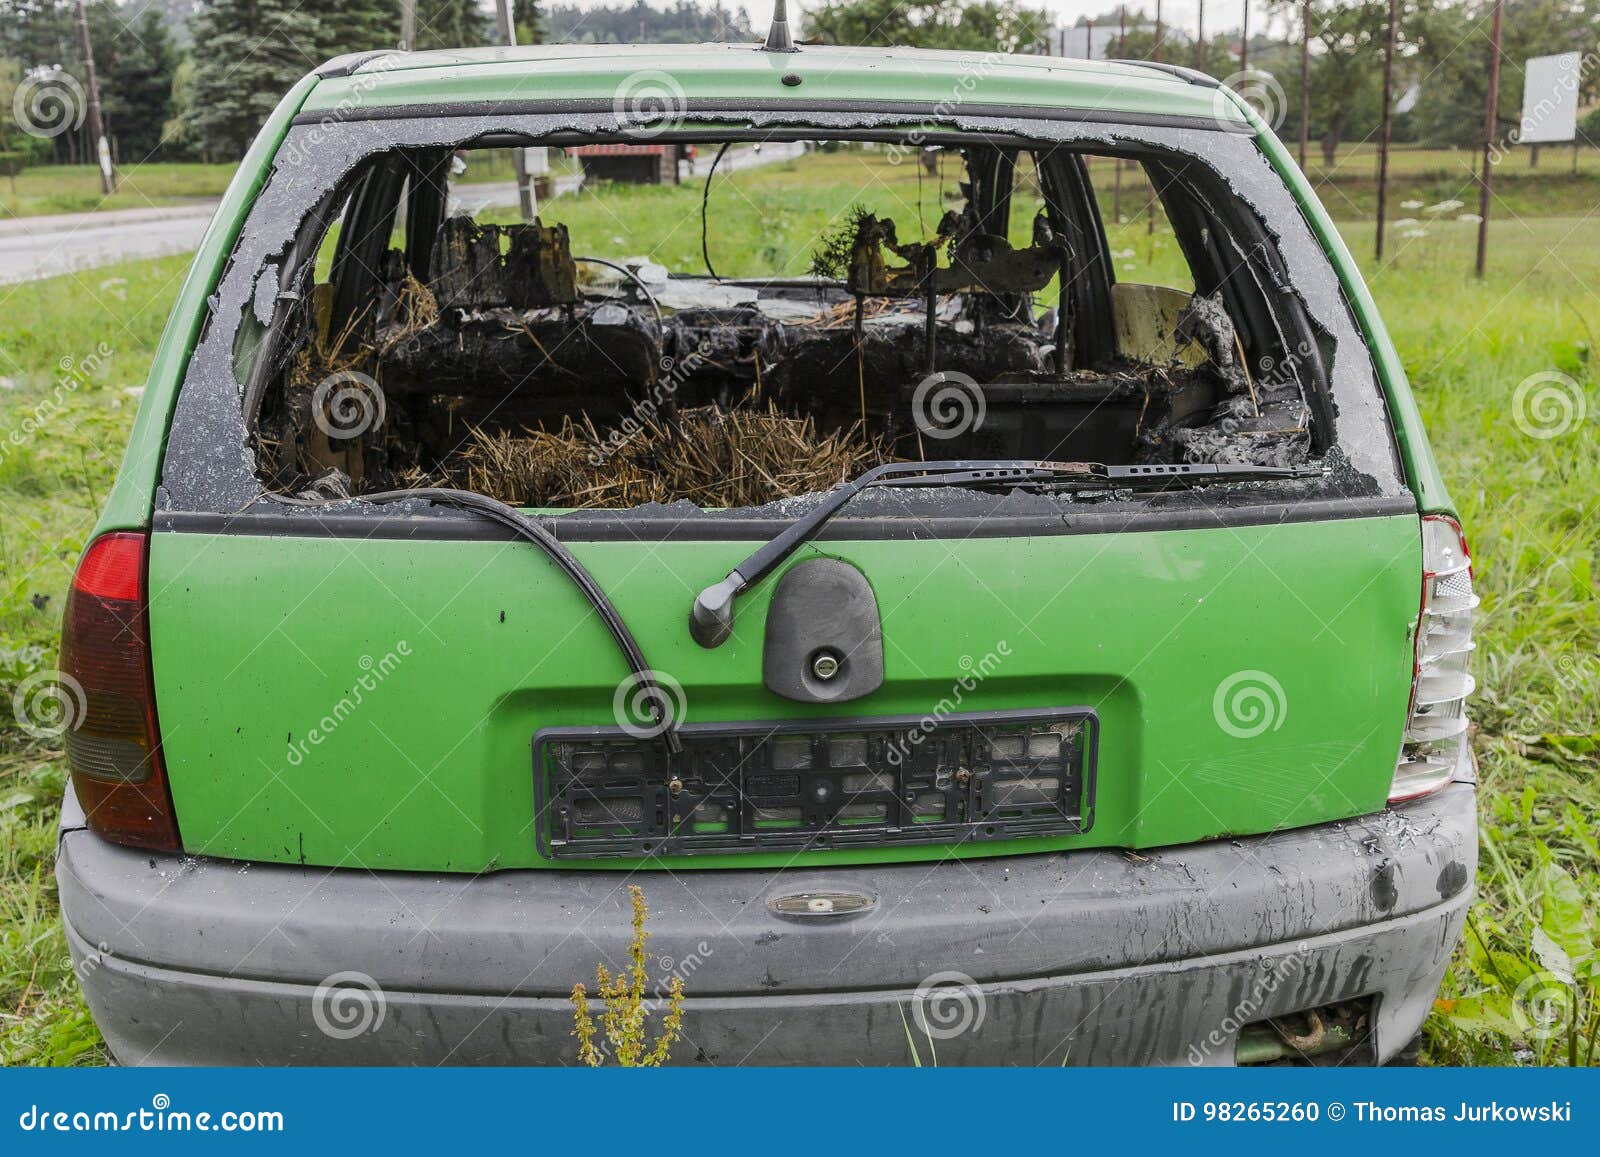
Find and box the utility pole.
[1375,0,1397,262]
[1476,0,1504,278]
[400,0,416,50]
[1240,0,1249,73]
[74,0,114,195]
[1298,0,1311,170]
[495,0,536,222]
[1114,5,1125,223]
[1196,1,1205,72]
[1150,1,1163,236]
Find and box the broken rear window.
[160,114,1400,519]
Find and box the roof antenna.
[761,0,798,52]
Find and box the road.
[0,204,222,287]
[0,143,805,287]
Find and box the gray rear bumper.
[58,783,1475,1066]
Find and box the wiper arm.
[688,458,1324,648]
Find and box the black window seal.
[154,494,1420,545]
[291,96,1257,135]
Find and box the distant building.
[569,143,690,185]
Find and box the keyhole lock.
[810,649,842,681]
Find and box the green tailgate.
[149,514,1420,871]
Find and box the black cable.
[572,255,665,337]
[273,487,682,751]
[700,141,733,281]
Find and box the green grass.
[0,162,240,220]
[490,147,1192,293]
[487,147,992,278]
[4,144,1594,221]
[1,152,1595,1066]
[455,146,579,185]
[1,253,193,1065]
[0,150,574,220]
[1348,215,1600,1065]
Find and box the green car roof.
[299,42,1245,126]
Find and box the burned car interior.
[243,134,1330,510]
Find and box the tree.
[186,0,324,158]
[514,0,545,44]
[413,0,491,50]
[543,2,753,43]
[97,5,180,161]
[807,0,1051,53]
[1,1,106,163]
[1306,1,1389,164]
[1,54,54,182]
[160,54,195,155]
[317,2,399,56]
[0,1,79,69]
[1411,0,1599,151]
[1259,1,1393,165]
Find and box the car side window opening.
[247,135,1322,508]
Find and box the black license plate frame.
[533,706,1098,860]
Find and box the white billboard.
[1519,53,1582,145]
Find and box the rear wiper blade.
[689,458,1323,647]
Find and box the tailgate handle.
[762,559,884,704]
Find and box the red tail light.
[60,532,181,851]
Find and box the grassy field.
[486,147,1195,289]
[6,144,1595,221]
[0,162,238,219]
[1,148,1595,1066]
[0,151,569,220]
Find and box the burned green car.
[57,38,1476,1066]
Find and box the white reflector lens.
[1391,732,1468,802]
[1394,516,1476,803]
